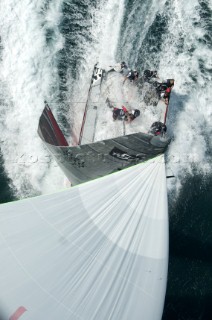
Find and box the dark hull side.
[38,106,169,185]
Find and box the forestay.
[0,155,168,320]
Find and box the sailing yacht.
[0,63,172,320]
[38,64,171,185]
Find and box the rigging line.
[49,100,134,104]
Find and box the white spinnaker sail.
[0,155,168,320]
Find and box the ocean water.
[0,0,212,319]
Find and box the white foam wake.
[157,0,212,192]
[115,0,212,194]
[0,0,126,198]
[2,0,209,199]
[0,0,66,198]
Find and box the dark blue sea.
[0,0,211,319]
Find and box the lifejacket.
[144,70,157,79]
[127,70,135,80]
[113,106,128,120]
[144,70,152,78]
[131,109,140,118]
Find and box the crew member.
[127,109,141,121]
[149,122,167,136]
[108,61,128,73]
[123,70,139,84]
[165,79,174,88]
[143,70,158,82]
[157,79,174,97]
[113,106,128,120]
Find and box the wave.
[118,0,212,193]
[0,0,67,198]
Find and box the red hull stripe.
[46,107,69,146]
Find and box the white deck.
[80,68,167,145]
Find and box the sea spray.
[0,0,66,198]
